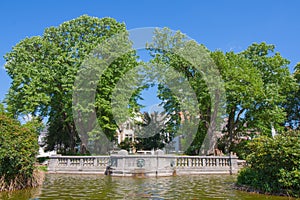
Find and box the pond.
[0,174,295,200]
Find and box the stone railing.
[174,155,238,175]
[48,155,110,173]
[48,152,238,175]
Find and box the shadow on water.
[0,174,297,200]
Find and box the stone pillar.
[229,153,238,174]
[48,155,60,172]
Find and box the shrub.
[0,107,42,191]
[237,131,300,197]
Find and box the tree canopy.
[146,28,225,155]
[212,43,296,154]
[3,16,298,156]
[4,15,137,154]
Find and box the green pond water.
[0,174,296,200]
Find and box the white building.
[37,126,57,157]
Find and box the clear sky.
[1,0,299,107]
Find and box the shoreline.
[234,184,297,199]
[0,169,45,192]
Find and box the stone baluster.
[80,158,83,168]
[94,157,97,166]
[48,155,59,171]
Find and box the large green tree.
[146,28,225,155]
[241,43,296,134]
[147,30,296,155]
[73,31,139,154]
[211,51,264,153]
[4,15,137,154]
[213,43,296,154]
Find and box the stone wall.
[48,150,238,176]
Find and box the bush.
[36,156,49,164]
[216,135,252,159]
[237,131,300,197]
[0,107,42,191]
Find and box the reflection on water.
[0,174,295,200]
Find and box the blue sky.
[1,0,300,109]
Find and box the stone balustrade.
[48,155,110,174]
[174,155,238,175]
[48,152,238,176]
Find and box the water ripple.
[0,174,294,200]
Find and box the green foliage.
[134,112,167,150]
[214,43,296,154]
[72,29,140,154]
[95,52,139,142]
[285,63,300,129]
[212,50,264,153]
[147,28,218,155]
[36,157,48,164]
[237,131,300,197]
[4,15,136,154]
[4,16,297,158]
[217,138,251,160]
[0,106,41,191]
[36,165,48,172]
[241,43,295,134]
[118,138,134,152]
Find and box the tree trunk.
[227,107,235,153]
